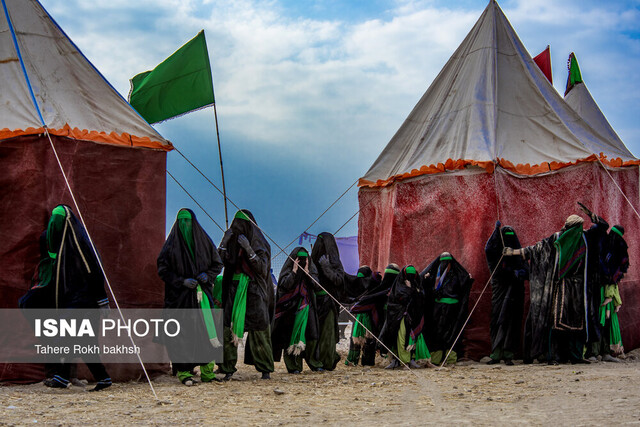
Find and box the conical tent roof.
[359,0,637,187]
[0,0,171,150]
[564,65,633,160]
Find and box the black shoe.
[44,375,70,389]
[385,359,399,369]
[486,358,501,365]
[261,372,271,380]
[222,373,233,382]
[181,377,198,386]
[504,359,514,366]
[90,378,112,392]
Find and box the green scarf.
[554,225,585,278]
[287,302,309,356]
[177,209,195,260]
[230,273,250,346]
[197,284,220,348]
[599,287,623,352]
[351,313,372,347]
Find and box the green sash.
[197,284,220,348]
[351,313,372,346]
[230,273,250,346]
[409,333,430,362]
[288,302,309,356]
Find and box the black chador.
[157,208,224,384]
[309,232,345,371]
[484,221,528,365]
[345,266,384,366]
[378,265,429,368]
[421,252,473,365]
[22,205,112,391]
[271,247,322,373]
[218,210,274,379]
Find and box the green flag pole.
[212,93,229,229]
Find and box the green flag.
[564,52,583,96]
[128,30,214,124]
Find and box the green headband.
[296,251,308,257]
[405,266,417,275]
[384,268,399,275]
[177,210,192,220]
[51,206,66,217]
[504,231,515,235]
[611,226,624,238]
[234,211,250,221]
[440,256,452,261]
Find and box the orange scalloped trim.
[358,155,640,188]
[0,125,172,151]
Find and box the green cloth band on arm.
[435,297,459,304]
[315,290,327,296]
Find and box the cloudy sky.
[40,0,640,256]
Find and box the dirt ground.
[2,345,640,426]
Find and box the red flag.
[533,46,553,84]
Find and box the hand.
[197,272,209,284]
[495,220,501,228]
[292,260,299,273]
[318,255,330,268]
[237,234,251,251]
[615,305,621,313]
[601,297,613,307]
[503,247,515,256]
[183,278,198,289]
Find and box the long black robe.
[379,266,425,354]
[484,224,528,356]
[310,232,345,370]
[271,247,320,362]
[421,255,473,355]
[219,210,273,332]
[157,209,224,369]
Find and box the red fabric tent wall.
[0,136,168,382]
[358,163,640,359]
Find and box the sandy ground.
[2,345,640,425]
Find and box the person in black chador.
[271,247,322,373]
[309,232,346,371]
[379,265,431,369]
[504,212,608,364]
[157,208,224,385]
[24,205,112,391]
[484,221,528,365]
[345,266,385,367]
[421,252,473,365]
[587,222,629,361]
[217,210,274,380]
